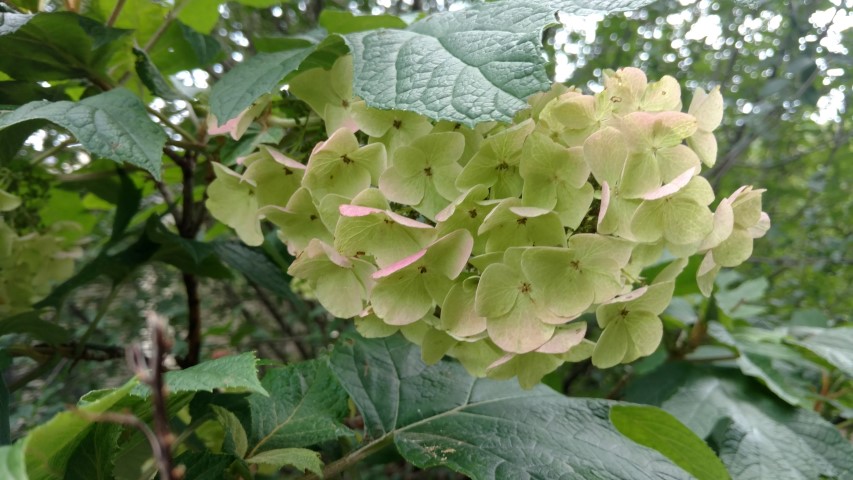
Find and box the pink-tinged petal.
[605,286,649,305]
[536,323,587,354]
[698,251,717,276]
[208,116,240,136]
[508,206,552,218]
[372,249,427,279]
[486,353,515,370]
[311,140,326,155]
[385,210,434,229]
[434,202,456,222]
[262,146,306,171]
[339,116,360,133]
[339,204,384,217]
[642,167,696,200]
[748,212,771,238]
[313,239,352,268]
[598,181,610,227]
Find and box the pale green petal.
[421,328,458,365]
[678,176,715,206]
[329,55,354,100]
[583,127,627,186]
[688,86,723,132]
[624,310,663,359]
[535,322,587,354]
[641,75,681,111]
[431,121,483,166]
[697,252,721,297]
[450,340,504,377]
[732,188,765,228]
[0,190,22,212]
[701,197,735,251]
[371,271,433,325]
[630,201,666,243]
[422,229,474,279]
[206,163,262,246]
[379,165,425,205]
[521,247,595,318]
[487,295,555,354]
[318,194,349,232]
[620,152,662,199]
[441,280,488,338]
[656,144,701,182]
[486,352,563,389]
[687,130,718,167]
[475,263,520,318]
[355,312,399,338]
[263,189,332,254]
[713,228,754,267]
[554,182,594,229]
[662,199,713,245]
[592,321,628,368]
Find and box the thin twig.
[248,281,310,360]
[147,107,200,145]
[106,0,128,27]
[7,343,125,362]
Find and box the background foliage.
[0,0,850,478]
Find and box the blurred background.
[4,0,850,472]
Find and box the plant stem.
[297,434,394,480]
[106,0,128,27]
[179,273,202,368]
[148,107,200,145]
[8,343,125,362]
[30,139,76,166]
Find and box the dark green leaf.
[253,35,318,53]
[788,326,853,377]
[344,0,652,126]
[24,379,136,480]
[244,360,350,456]
[131,352,267,397]
[626,363,853,480]
[209,48,313,123]
[213,242,291,297]
[319,10,406,34]
[245,448,322,475]
[329,334,694,479]
[0,81,71,106]
[146,218,231,278]
[211,405,248,458]
[109,170,142,243]
[610,405,730,480]
[0,89,167,179]
[178,22,222,66]
[0,311,69,344]
[63,423,122,480]
[0,12,128,81]
[133,47,180,100]
[173,451,237,480]
[708,323,819,407]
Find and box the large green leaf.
[0,12,128,81]
[627,363,853,480]
[209,48,314,123]
[343,0,652,126]
[24,379,137,480]
[708,323,821,407]
[63,423,122,480]
[0,89,166,179]
[329,334,695,479]
[610,405,730,480]
[788,326,853,378]
[130,352,267,397]
[243,360,350,457]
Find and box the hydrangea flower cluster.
[0,189,79,315]
[206,56,769,387]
